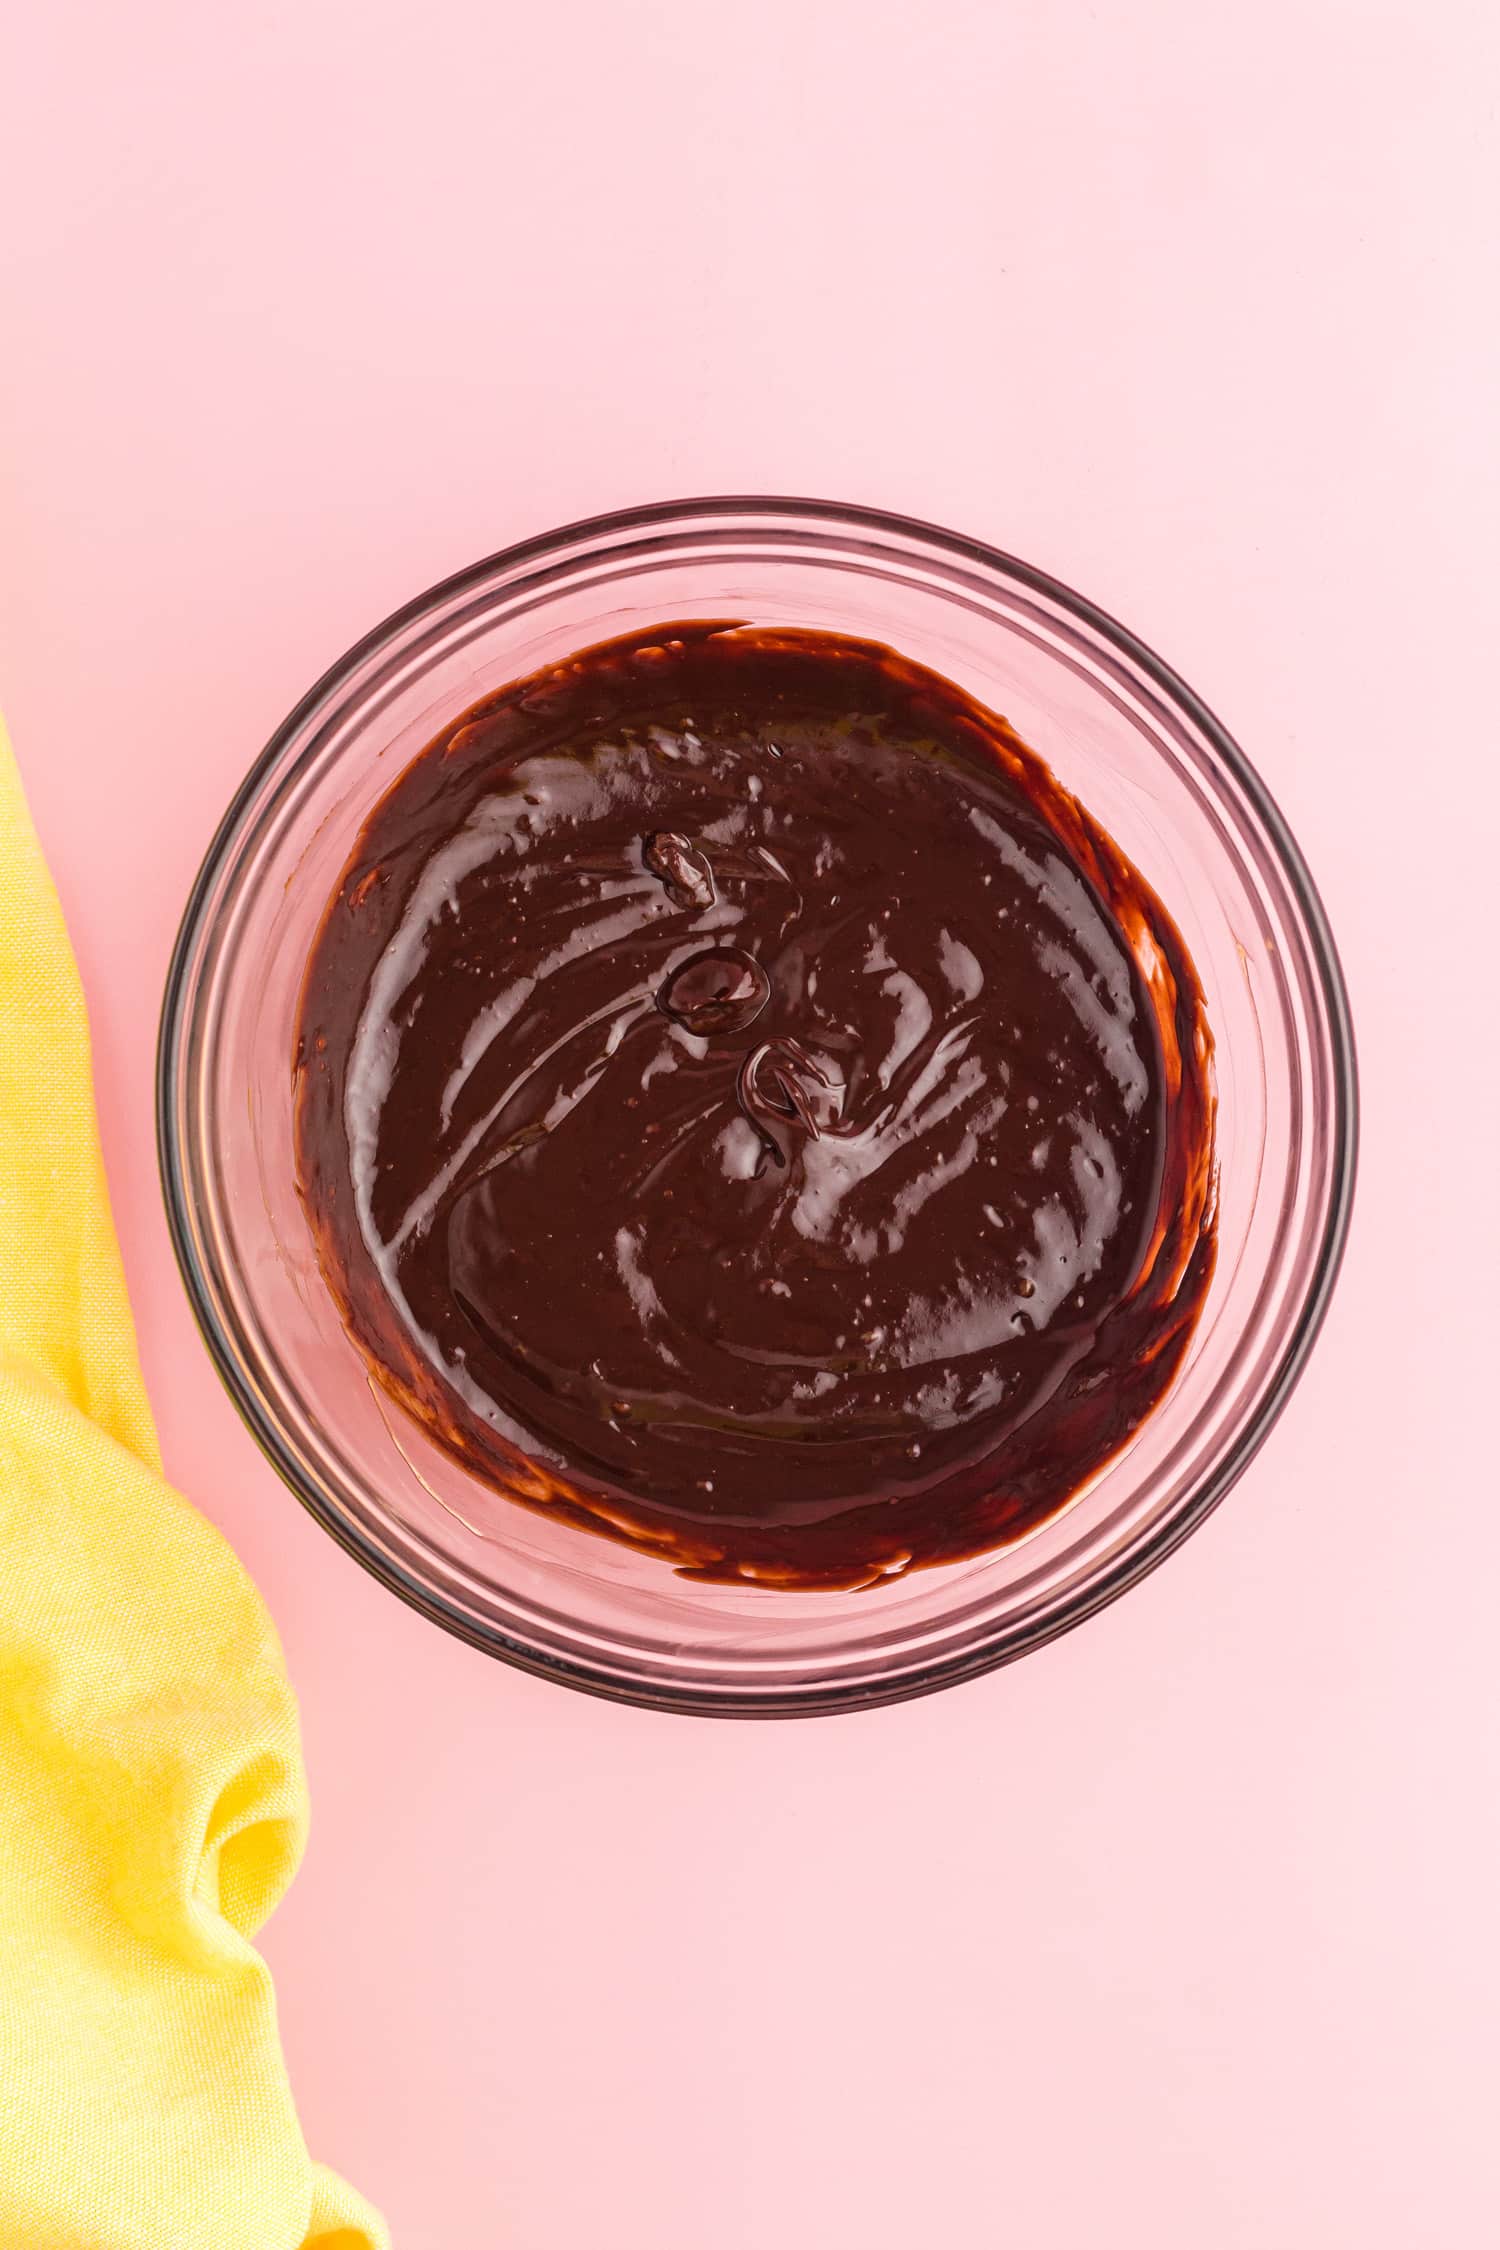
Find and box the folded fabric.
[0,727,386,2249]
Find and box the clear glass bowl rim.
[156,494,1359,1716]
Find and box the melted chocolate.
[295,624,1216,1589]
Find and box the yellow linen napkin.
[0,726,386,2249]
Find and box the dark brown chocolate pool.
[294,623,1216,1589]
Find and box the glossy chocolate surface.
[295,624,1216,1587]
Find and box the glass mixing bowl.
[158,498,1357,1716]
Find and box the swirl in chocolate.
[295,624,1216,1588]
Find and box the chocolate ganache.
[294,624,1216,1589]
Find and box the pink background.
[2,3,1497,2244]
